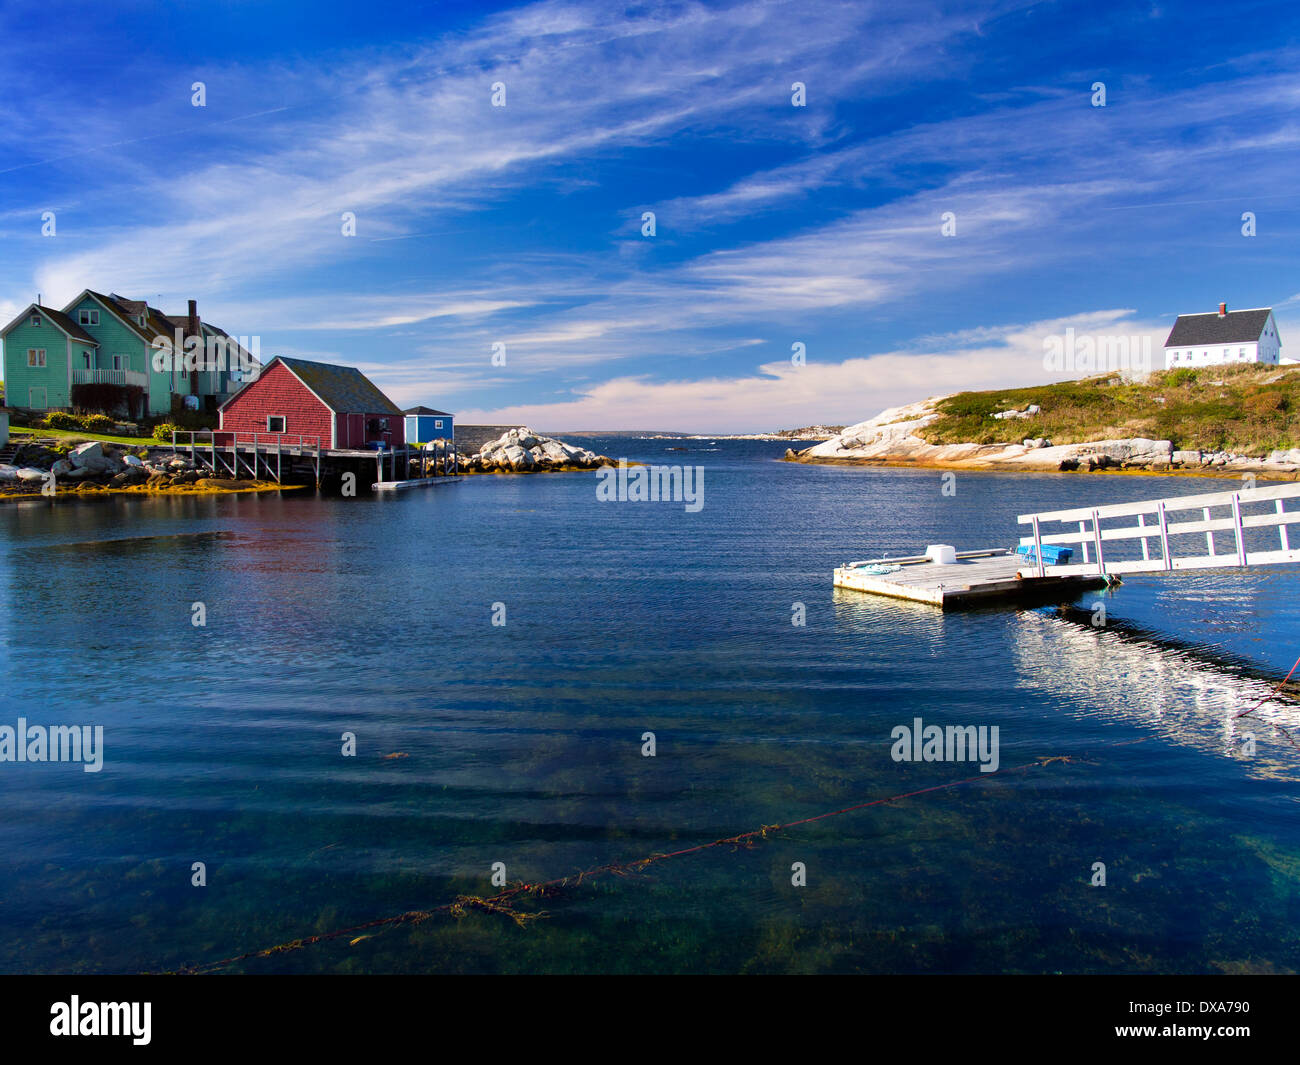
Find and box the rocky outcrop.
[460,427,614,474]
[785,396,1300,476]
[0,437,278,498]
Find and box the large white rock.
[1080,439,1173,465]
[17,467,47,483]
[70,441,103,467]
[0,465,17,482]
[70,440,113,474]
[471,427,610,471]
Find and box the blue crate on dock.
[1015,543,1074,565]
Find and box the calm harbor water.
[1,437,1298,974]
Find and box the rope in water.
[169,653,1300,975]
[1234,651,1300,751]
[167,752,1086,974]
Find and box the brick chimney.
[187,300,201,393]
[1218,301,1227,317]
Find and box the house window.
[27,348,46,367]
[83,351,93,368]
[78,309,99,326]
[435,419,444,429]
[30,314,41,327]
[112,354,125,370]
[267,416,286,432]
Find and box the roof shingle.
[1165,308,1273,347]
[39,305,99,345]
[275,356,402,415]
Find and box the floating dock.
[834,548,1106,607]
[836,482,1300,608]
[373,476,461,491]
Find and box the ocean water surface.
[1,437,1298,973]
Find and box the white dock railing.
[1018,482,1300,579]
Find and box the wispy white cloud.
[2,0,1297,428]
[455,310,1173,431]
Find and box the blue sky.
[2,0,1298,431]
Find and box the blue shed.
[404,406,454,444]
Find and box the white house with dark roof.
[1163,303,1282,369]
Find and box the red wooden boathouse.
[218,355,404,450]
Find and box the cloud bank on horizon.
[1,0,1297,431]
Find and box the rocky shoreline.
[0,438,284,501]
[0,426,617,501]
[783,396,1300,477]
[458,427,615,474]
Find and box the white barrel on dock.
[925,544,958,565]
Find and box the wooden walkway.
[836,482,1300,608]
[169,431,459,488]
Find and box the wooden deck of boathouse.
[168,430,460,489]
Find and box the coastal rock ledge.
[461,427,614,474]
[783,396,1300,475]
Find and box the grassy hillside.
[8,426,147,447]
[920,364,1300,454]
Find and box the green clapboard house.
[1,290,257,418]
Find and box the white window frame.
[434,419,444,429]
[112,354,126,371]
[266,415,287,433]
[78,309,99,326]
[27,348,46,367]
[30,314,41,327]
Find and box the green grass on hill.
[8,426,150,447]
[920,364,1300,454]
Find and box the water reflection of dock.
[1013,610,1300,777]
